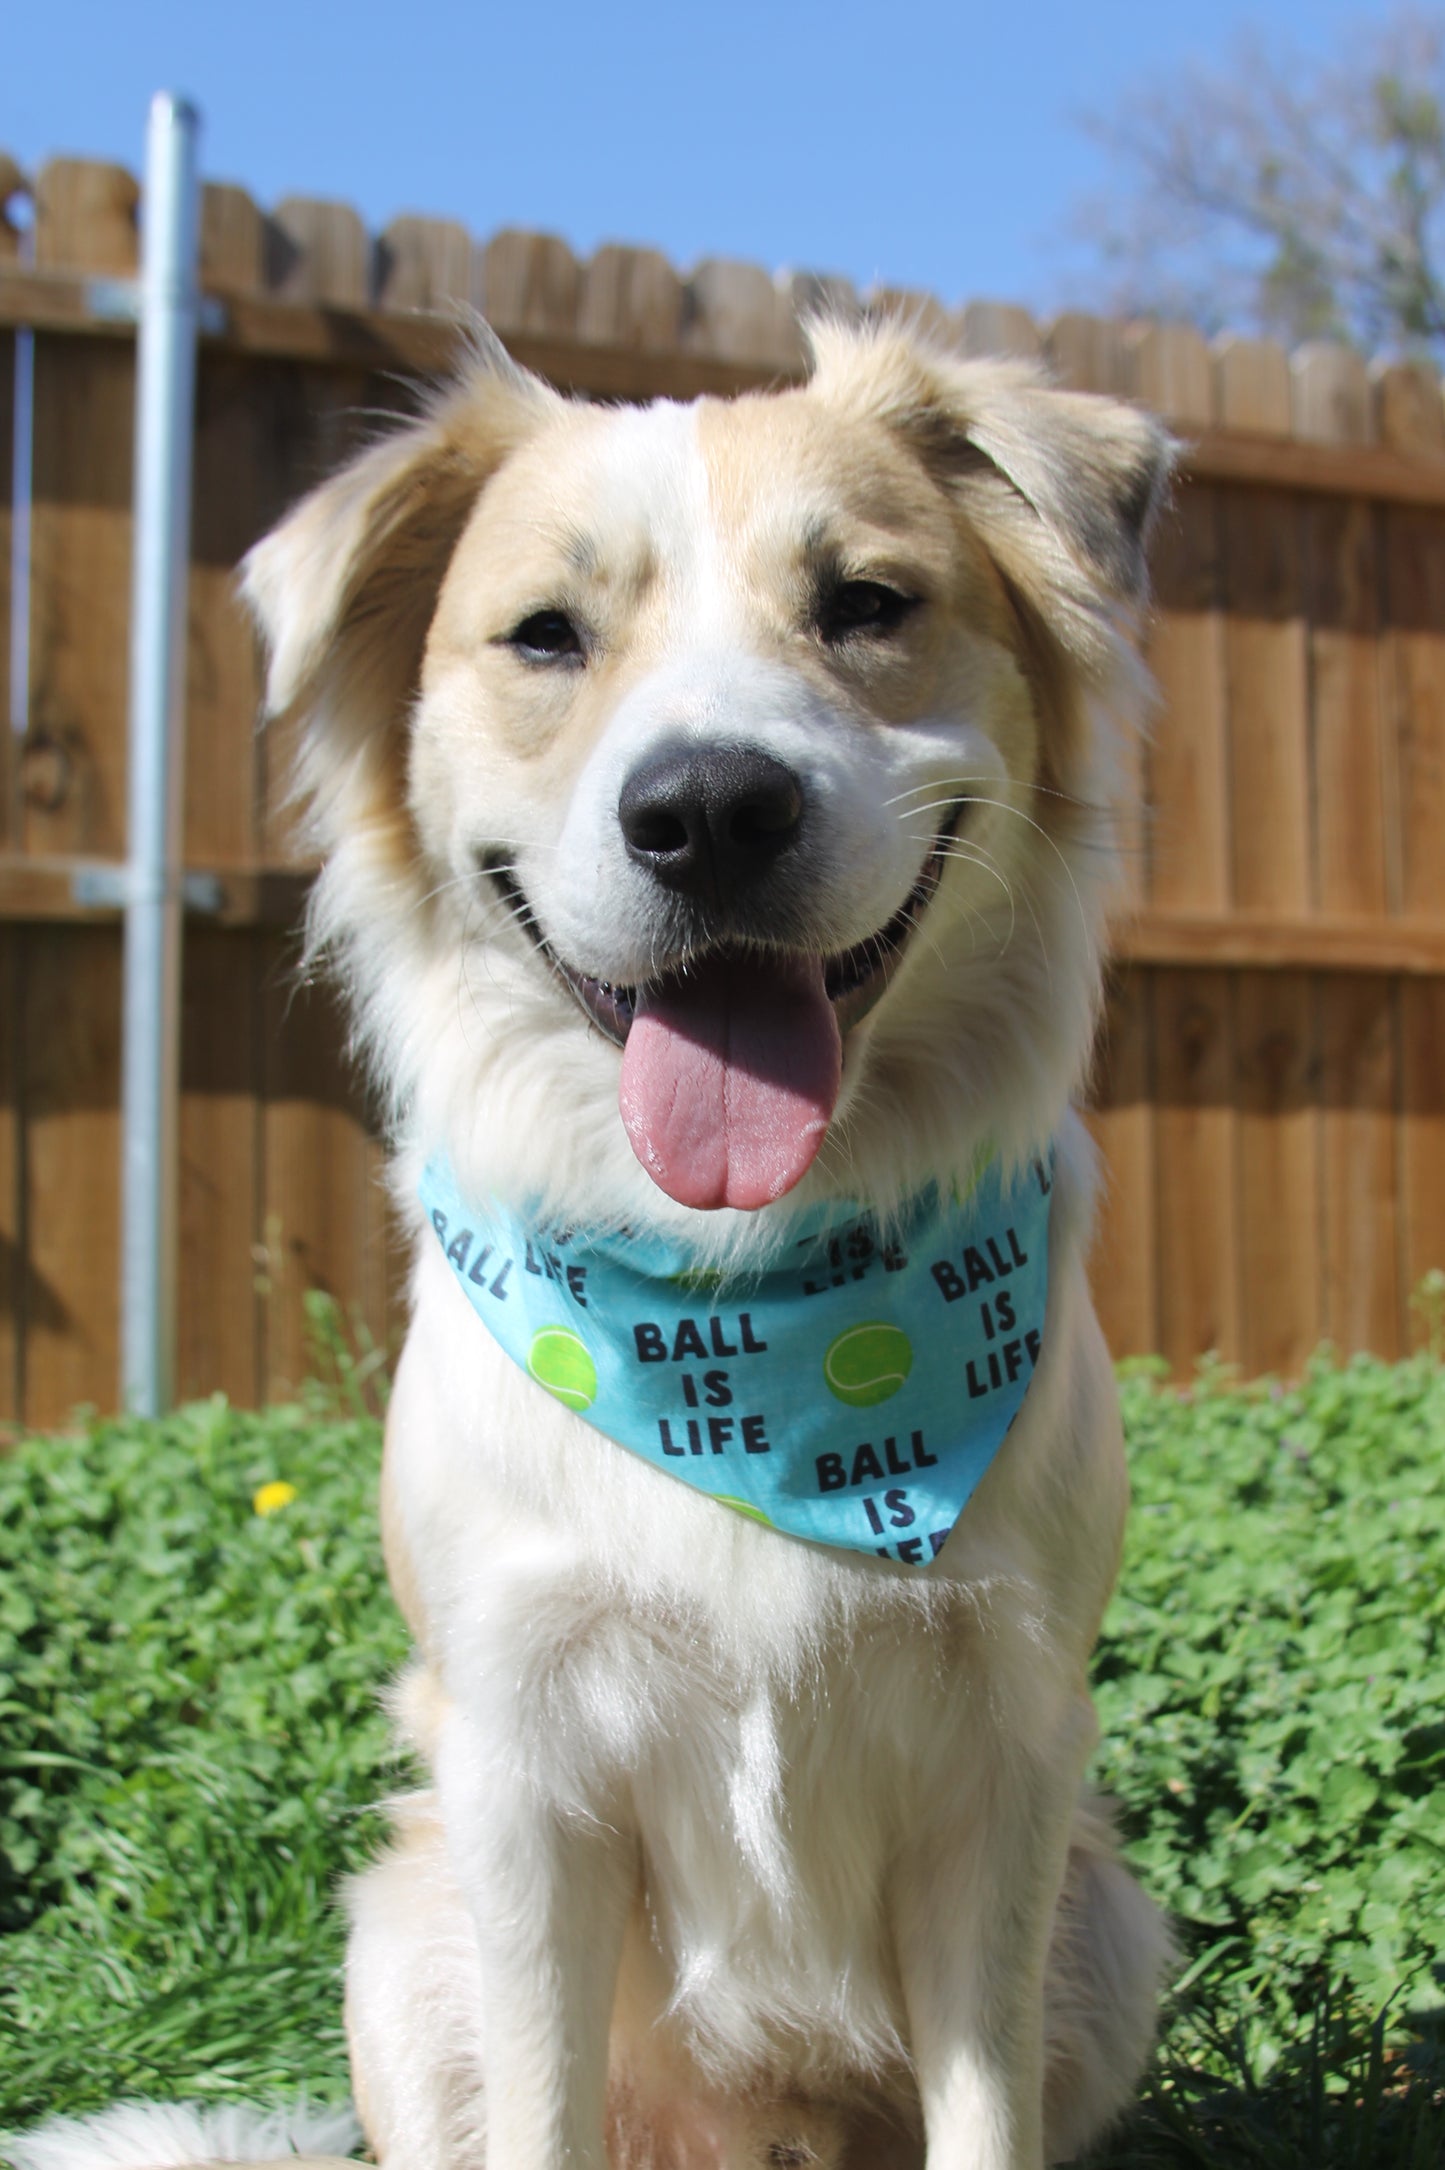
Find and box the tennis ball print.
[527,1326,598,1411]
[823,1322,913,1407]
[716,1494,774,1527]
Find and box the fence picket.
[1138,336,1240,1372]
[374,215,474,312]
[1292,343,1372,446]
[178,928,262,1404]
[1385,486,1445,1336]
[1045,311,1134,395]
[179,188,273,1411]
[957,301,1041,360]
[866,286,955,346]
[1129,321,1212,426]
[1300,350,1399,1355]
[474,228,581,338]
[1154,971,1239,1366]
[1373,361,1445,458]
[780,270,861,333]
[578,244,684,350]
[267,196,369,305]
[201,182,265,296]
[1223,340,1320,1375]
[1096,324,1221,1369]
[684,259,797,366]
[0,274,13,844]
[1086,969,1159,1362]
[0,316,14,1413]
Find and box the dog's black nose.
[618,743,805,903]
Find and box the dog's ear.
[805,319,1174,680]
[242,329,560,852]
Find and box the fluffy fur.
[18,320,1174,2170]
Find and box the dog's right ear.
[242,330,560,847]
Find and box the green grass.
[1,1339,1442,2164]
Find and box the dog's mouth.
[484,811,959,1213]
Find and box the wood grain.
[20,924,122,1422]
[200,183,265,298]
[1133,339,1239,1373]
[1298,341,1399,1355]
[1384,508,1445,919]
[1291,343,1372,445]
[1386,506,1445,1345]
[685,258,797,367]
[19,166,133,1420]
[1085,969,1159,1360]
[258,948,390,1401]
[1152,969,1240,1371]
[0,930,19,1420]
[1045,311,1133,395]
[578,244,684,351]
[374,215,474,313]
[1319,973,1400,1357]
[0,326,15,1413]
[177,927,260,1404]
[1146,488,1229,914]
[1,324,14,847]
[474,229,581,339]
[25,164,138,860]
[1222,340,1320,1377]
[1400,980,1445,1337]
[1130,322,1212,426]
[956,301,1043,360]
[267,196,370,306]
[1372,361,1445,459]
[33,158,137,274]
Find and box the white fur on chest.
[387,1123,1124,2085]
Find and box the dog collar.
[419,1150,1053,1567]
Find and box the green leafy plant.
[1,1352,1441,2164]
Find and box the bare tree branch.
[1070,8,1445,358]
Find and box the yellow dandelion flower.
[253,1479,298,1517]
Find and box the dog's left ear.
[806,320,1175,677]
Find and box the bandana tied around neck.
[419,1151,1054,1567]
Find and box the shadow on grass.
[1083,1986,1445,2169]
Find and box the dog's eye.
[507,610,584,664]
[816,581,920,644]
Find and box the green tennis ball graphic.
[823,1321,913,1408]
[527,1326,597,1411]
[716,1494,774,1527]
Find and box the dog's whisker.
[883,775,1099,813]
[933,839,1019,953]
[934,793,1091,954]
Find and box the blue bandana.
[419,1151,1053,1567]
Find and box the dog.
[18,318,1172,2170]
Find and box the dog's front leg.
[437,1712,636,2170]
[893,1695,1095,2170]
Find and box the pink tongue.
[619,954,842,1211]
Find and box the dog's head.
[245,321,1169,1241]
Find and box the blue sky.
[4,1,1382,313]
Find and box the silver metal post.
[121,93,202,1416]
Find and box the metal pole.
[121,94,202,1416]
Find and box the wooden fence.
[1,154,1443,1427]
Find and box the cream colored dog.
[19,320,1171,2170]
